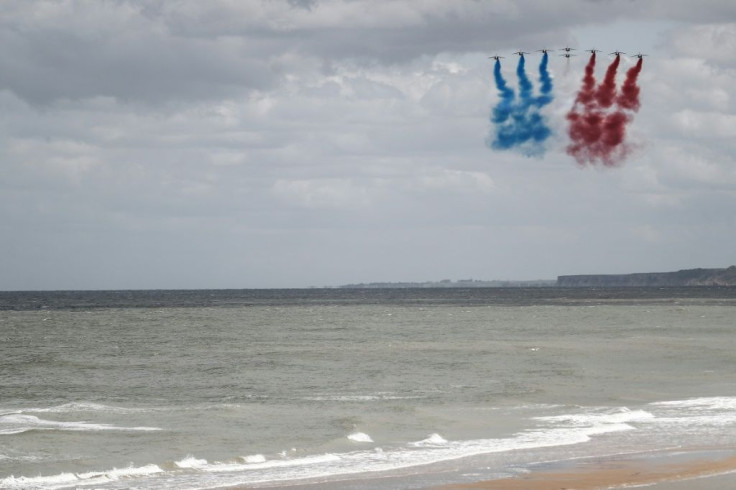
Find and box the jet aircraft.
[634,53,648,59]
[514,51,529,56]
[559,53,576,58]
[489,55,504,61]
[610,50,626,56]
[538,48,554,54]
[560,47,575,52]
[587,48,601,53]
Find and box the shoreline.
[441,448,736,490]
[226,448,736,489]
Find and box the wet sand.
[443,449,736,490]
[226,449,736,489]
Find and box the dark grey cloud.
[3,0,734,105]
[0,1,275,104]
[288,0,319,10]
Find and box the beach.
[255,448,736,489]
[444,449,736,489]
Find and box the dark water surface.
[2,286,735,310]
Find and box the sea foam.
[27,402,147,414]
[347,432,373,443]
[0,414,161,435]
[411,433,448,446]
[535,408,655,427]
[239,454,267,464]
[650,396,736,411]
[175,456,208,469]
[0,420,643,489]
[0,464,163,489]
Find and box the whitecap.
[240,454,267,464]
[76,463,163,480]
[348,432,373,443]
[410,433,448,447]
[535,408,655,427]
[192,453,342,474]
[0,472,80,489]
[302,392,424,402]
[0,414,161,435]
[1,463,164,489]
[175,455,208,469]
[650,396,736,411]
[29,402,147,414]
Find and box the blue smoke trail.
[489,53,554,156]
[517,54,534,106]
[491,59,515,124]
[537,52,553,107]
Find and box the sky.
[1,0,735,290]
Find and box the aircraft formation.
[487,47,646,166]
[489,48,648,60]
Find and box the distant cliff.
[557,266,736,287]
[340,279,556,288]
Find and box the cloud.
[0,1,275,104]
[2,1,733,106]
[272,178,372,209]
[672,110,736,139]
[669,23,736,67]
[411,169,495,193]
[1,0,736,288]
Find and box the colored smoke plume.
[489,54,554,156]
[537,52,554,107]
[566,54,643,167]
[492,58,515,125]
[576,53,597,106]
[618,57,643,111]
[516,53,534,105]
[595,54,620,108]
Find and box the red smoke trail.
[617,57,643,111]
[576,53,597,105]
[566,55,642,167]
[567,53,606,165]
[566,54,597,148]
[595,54,620,108]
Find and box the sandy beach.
[224,448,736,489]
[443,449,736,490]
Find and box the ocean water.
[1,288,735,489]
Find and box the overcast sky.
[2,0,735,290]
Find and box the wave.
[5,399,734,488]
[646,396,736,428]
[0,464,163,489]
[0,414,640,489]
[238,454,267,464]
[650,396,736,411]
[347,432,373,443]
[410,433,448,447]
[25,402,148,414]
[174,455,208,469]
[1,401,260,417]
[0,414,161,435]
[534,408,656,427]
[302,392,426,402]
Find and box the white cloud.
[672,110,736,139]
[670,23,736,66]
[410,169,495,194]
[272,178,373,209]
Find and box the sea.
[1,287,735,489]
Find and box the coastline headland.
[557,266,736,287]
[339,267,736,289]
